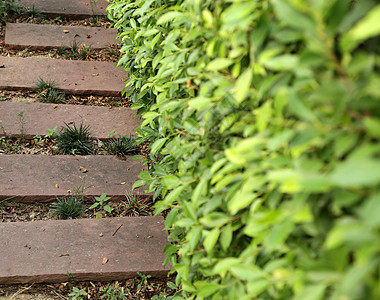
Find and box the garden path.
[0,1,169,286]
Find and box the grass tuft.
[104,134,137,157]
[121,192,149,216]
[56,122,94,155]
[51,195,85,219]
[34,77,65,103]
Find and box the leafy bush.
[108,0,380,299]
[56,122,94,155]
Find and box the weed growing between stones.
[55,41,93,61]
[17,110,26,141]
[69,287,87,299]
[51,195,85,219]
[34,77,66,103]
[89,193,113,218]
[121,191,149,216]
[78,44,92,60]
[24,4,43,19]
[56,122,94,155]
[99,285,127,299]
[104,134,137,158]
[0,0,24,24]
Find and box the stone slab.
[5,23,119,50]
[0,102,139,140]
[0,155,147,202]
[0,216,170,284]
[17,0,109,18]
[0,56,127,96]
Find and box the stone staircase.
[0,0,169,285]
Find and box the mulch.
[0,275,177,299]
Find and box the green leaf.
[183,119,200,135]
[359,194,380,227]
[256,101,272,133]
[228,192,258,215]
[203,228,219,254]
[364,117,380,138]
[206,58,233,71]
[132,180,146,190]
[103,205,113,213]
[271,0,315,32]
[151,138,167,154]
[138,171,151,180]
[192,177,208,205]
[330,158,380,187]
[162,175,180,189]
[341,5,380,51]
[263,217,294,250]
[213,258,239,277]
[294,284,326,300]
[193,281,220,297]
[247,279,271,297]
[233,68,253,104]
[164,186,185,205]
[220,224,233,251]
[165,208,178,229]
[188,96,212,111]
[230,264,264,281]
[157,11,184,25]
[89,203,99,209]
[264,54,299,71]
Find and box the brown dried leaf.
[92,73,99,77]
[79,166,88,173]
[102,257,108,265]
[63,30,70,34]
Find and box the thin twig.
[112,223,123,236]
[9,284,34,300]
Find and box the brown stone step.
[5,23,119,50]
[17,0,108,18]
[0,102,139,140]
[0,56,126,96]
[0,216,170,284]
[0,155,147,202]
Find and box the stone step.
[17,0,108,18]
[5,23,119,50]
[0,155,147,202]
[0,216,170,284]
[0,102,139,140]
[0,56,126,96]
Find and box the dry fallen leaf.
[63,30,70,34]
[55,184,59,188]
[86,34,92,38]
[121,182,126,185]
[92,73,99,77]
[99,233,103,237]
[79,166,88,173]
[102,257,108,265]
[52,104,58,109]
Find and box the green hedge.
[108,0,380,298]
